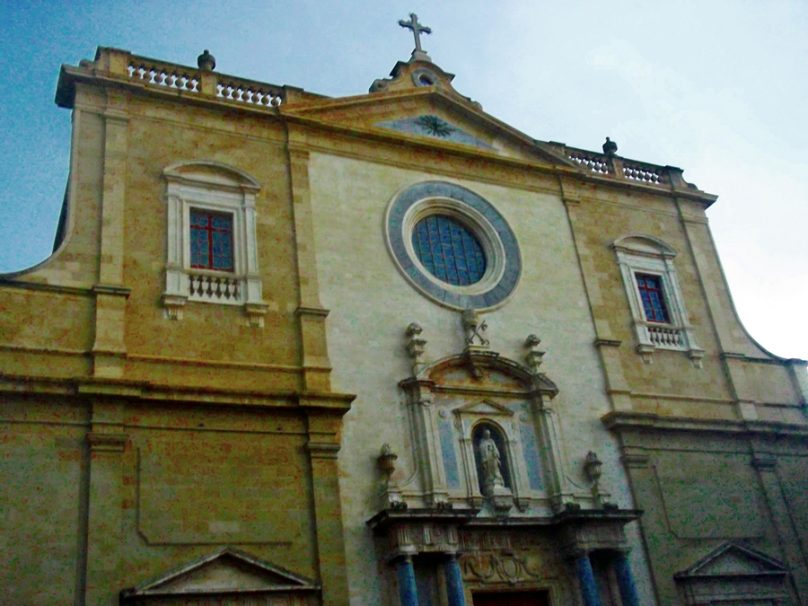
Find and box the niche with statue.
[472,422,514,502]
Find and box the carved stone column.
[614,551,641,606]
[396,555,419,606]
[574,552,602,606]
[444,553,467,606]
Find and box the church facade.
[1,20,807,606]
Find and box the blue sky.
[0,0,806,358]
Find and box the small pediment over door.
[674,542,791,605]
[453,399,514,418]
[120,547,320,605]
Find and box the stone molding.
[603,410,808,437]
[86,431,128,452]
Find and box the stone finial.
[524,334,545,374]
[462,309,489,348]
[197,49,216,71]
[378,443,398,476]
[602,136,618,157]
[584,451,614,508]
[378,444,406,510]
[405,322,427,375]
[584,451,603,485]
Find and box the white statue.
[477,428,505,495]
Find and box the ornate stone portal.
[369,314,643,606]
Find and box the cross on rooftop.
[398,13,431,53]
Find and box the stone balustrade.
[216,77,283,108]
[97,48,694,191]
[127,58,200,93]
[188,271,242,303]
[622,160,668,185]
[568,149,612,175]
[94,48,287,108]
[551,142,687,190]
[647,324,684,349]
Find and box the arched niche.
[472,420,512,495]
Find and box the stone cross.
[398,13,432,53]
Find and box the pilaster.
[304,405,350,606]
[751,453,808,602]
[559,175,633,414]
[399,378,450,506]
[594,339,633,412]
[532,397,574,510]
[286,141,332,392]
[84,399,127,606]
[92,90,129,379]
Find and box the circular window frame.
[385,181,521,310]
[411,68,438,87]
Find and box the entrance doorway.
[472,590,550,606]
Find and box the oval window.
[411,215,486,286]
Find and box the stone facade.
[0,39,806,606]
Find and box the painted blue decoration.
[614,552,641,606]
[413,216,486,285]
[397,557,419,606]
[519,419,544,491]
[576,554,603,606]
[376,116,493,149]
[444,555,467,606]
[439,418,461,488]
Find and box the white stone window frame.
[613,235,703,366]
[161,161,267,326]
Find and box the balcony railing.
[90,48,288,109]
[646,323,686,350]
[549,142,689,190]
[187,270,242,304]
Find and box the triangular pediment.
[282,88,570,166]
[676,543,788,579]
[454,399,514,417]
[121,548,319,600]
[376,114,493,150]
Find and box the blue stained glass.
[190,209,234,271]
[191,228,209,267]
[212,231,233,270]
[412,215,486,285]
[211,215,231,230]
[636,273,670,323]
